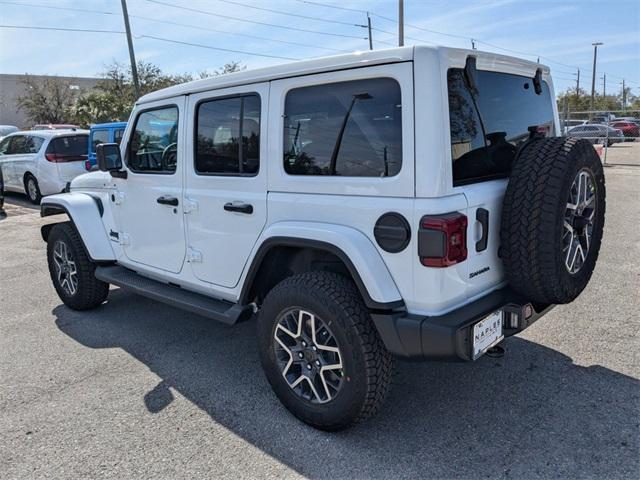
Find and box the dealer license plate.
[472,310,504,360]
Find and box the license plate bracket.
[472,310,504,360]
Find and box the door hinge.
[183,198,198,214]
[187,247,203,263]
[114,191,126,205]
[119,232,130,246]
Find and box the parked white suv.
[0,129,89,204]
[40,47,605,430]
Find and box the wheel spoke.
[273,307,344,404]
[563,220,573,233]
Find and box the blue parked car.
[87,122,127,169]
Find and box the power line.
[0,0,115,15]
[293,0,584,72]
[0,24,124,34]
[146,0,367,40]
[215,0,367,27]
[0,0,352,54]
[130,15,352,54]
[0,25,300,60]
[371,27,436,46]
[139,35,300,60]
[293,0,368,14]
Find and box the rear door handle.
[475,208,489,252]
[157,196,179,206]
[224,202,253,214]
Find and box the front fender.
[244,222,403,309]
[41,193,115,262]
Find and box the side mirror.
[96,143,123,174]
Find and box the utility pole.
[471,38,476,50]
[575,68,580,100]
[622,79,626,112]
[398,0,404,47]
[602,73,606,99]
[589,42,603,117]
[121,0,140,98]
[367,13,373,50]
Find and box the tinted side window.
[195,94,260,175]
[91,130,110,153]
[448,69,555,186]
[6,135,28,154]
[29,136,44,153]
[47,135,89,160]
[114,129,125,145]
[128,106,178,173]
[0,136,12,154]
[283,78,402,177]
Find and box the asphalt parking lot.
[1,143,639,479]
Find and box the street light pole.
[589,42,603,117]
[398,0,404,47]
[120,0,140,98]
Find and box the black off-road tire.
[501,137,606,304]
[25,174,42,205]
[47,222,109,310]
[257,271,394,431]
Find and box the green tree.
[16,76,83,124]
[72,60,244,126]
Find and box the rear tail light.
[84,160,92,171]
[418,212,468,267]
[45,153,86,163]
[45,153,66,162]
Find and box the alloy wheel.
[273,308,344,404]
[563,169,596,274]
[53,240,78,296]
[27,178,38,202]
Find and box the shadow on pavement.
[54,289,639,479]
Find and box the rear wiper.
[328,92,372,175]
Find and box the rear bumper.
[372,287,554,361]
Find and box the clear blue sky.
[1,0,639,97]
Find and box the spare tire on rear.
[500,137,606,305]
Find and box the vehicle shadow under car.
[53,288,638,479]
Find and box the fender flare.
[40,193,116,262]
[240,222,404,311]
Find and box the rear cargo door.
[446,66,556,298]
[463,180,507,298]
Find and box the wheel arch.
[240,225,404,311]
[40,193,115,262]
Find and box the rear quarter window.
[448,69,555,186]
[47,135,89,159]
[283,77,402,177]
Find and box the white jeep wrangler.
[41,46,605,431]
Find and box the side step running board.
[95,265,252,325]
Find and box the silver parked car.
[567,124,624,146]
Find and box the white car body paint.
[0,129,89,197]
[42,46,558,316]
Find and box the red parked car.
[609,121,639,141]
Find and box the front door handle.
[224,202,253,214]
[157,196,179,206]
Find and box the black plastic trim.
[371,287,554,361]
[373,212,411,253]
[240,237,405,311]
[475,208,489,252]
[40,200,103,261]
